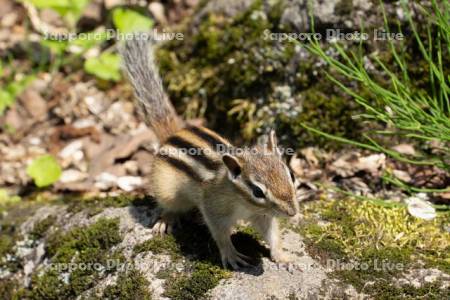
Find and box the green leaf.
[27,0,90,28]
[70,30,108,51]
[41,39,69,54]
[84,52,121,81]
[27,155,62,187]
[0,90,14,115]
[112,8,154,35]
[0,75,35,116]
[0,189,21,206]
[28,0,69,9]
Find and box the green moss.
[235,225,262,241]
[426,254,450,274]
[65,195,154,216]
[139,234,231,300]
[164,261,230,300]
[297,198,450,298]
[46,217,121,263]
[0,278,19,300]
[156,0,447,150]
[331,247,412,291]
[133,235,181,260]
[300,199,450,267]
[156,0,365,147]
[335,0,353,15]
[27,269,69,300]
[366,280,450,300]
[0,234,13,259]
[282,87,361,149]
[134,216,270,299]
[134,228,228,300]
[311,238,346,262]
[102,268,152,300]
[29,215,56,240]
[158,1,293,136]
[0,213,27,273]
[0,189,21,214]
[23,218,122,299]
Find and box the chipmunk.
[120,36,298,269]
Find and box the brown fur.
[121,37,297,269]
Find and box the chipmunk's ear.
[222,154,241,179]
[267,129,281,156]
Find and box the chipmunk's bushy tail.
[120,36,183,142]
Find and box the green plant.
[157,0,363,147]
[29,215,57,240]
[26,218,122,299]
[84,52,121,81]
[0,189,21,206]
[298,197,450,297]
[26,155,62,188]
[26,3,154,81]
[102,268,152,300]
[112,8,154,35]
[26,0,91,29]
[299,0,450,171]
[0,75,35,116]
[164,262,229,300]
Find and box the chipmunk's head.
[222,130,298,217]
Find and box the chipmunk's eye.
[250,183,265,198]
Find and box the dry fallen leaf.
[330,153,386,178]
[59,169,88,183]
[300,147,319,167]
[392,169,412,183]
[289,154,305,178]
[392,144,416,156]
[20,89,47,121]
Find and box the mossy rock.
[297,197,450,298]
[133,214,270,300]
[0,278,19,300]
[64,194,155,216]
[22,218,123,299]
[156,0,449,150]
[101,268,152,300]
[29,215,57,240]
[157,0,364,148]
[163,261,230,300]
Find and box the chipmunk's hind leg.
[151,210,178,235]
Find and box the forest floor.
[1,0,449,299]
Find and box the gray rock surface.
[3,201,449,299]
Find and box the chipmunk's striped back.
[156,125,232,183]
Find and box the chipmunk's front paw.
[271,249,291,264]
[151,213,175,235]
[151,220,173,235]
[221,248,251,270]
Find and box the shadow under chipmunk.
[130,202,270,276]
[172,211,270,275]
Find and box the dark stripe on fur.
[158,154,203,182]
[166,136,222,171]
[187,126,228,152]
